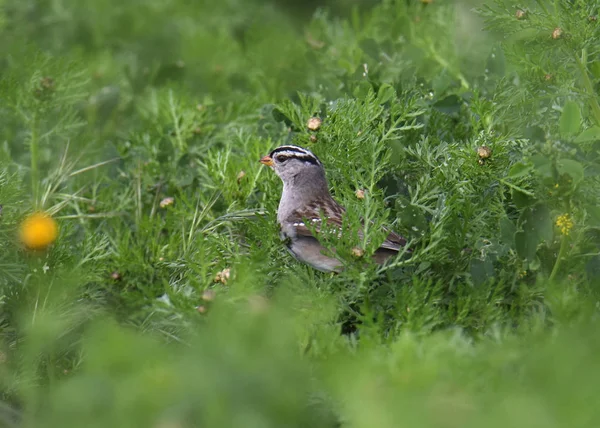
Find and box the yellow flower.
[19,212,58,250]
[555,214,573,236]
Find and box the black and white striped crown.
[269,145,322,166]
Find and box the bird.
[259,145,406,272]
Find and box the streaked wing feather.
[289,200,344,239]
[287,198,406,252]
[380,229,407,251]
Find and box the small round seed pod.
[477,146,492,160]
[202,289,216,302]
[307,117,322,131]
[40,77,55,90]
[351,247,365,258]
[214,267,231,284]
[236,170,246,183]
[160,197,175,208]
[552,27,563,39]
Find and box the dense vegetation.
[1,0,600,426]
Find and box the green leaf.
[470,258,495,286]
[506,27,540,43]
[586,205,600,227]
[556,158,584,183]
[530,155,553,178]
[528,256,541,271]
[511,188,535,208]
[574,126,600,143]
[516,204,553,260]
[376,83,396,104]
[415,261,431,275]
[531,205,553,244]
[508,162,533,178]
[433,95,462,115]
[352,80,373,99]
[515,231,535,261]
[397,200,428,234]
[359,38,380,60]
[500,217,516,246]
[591,61,600,80]
[586,256,600,277]
[431,70,453,95]
[559,101,581,138]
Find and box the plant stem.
[427,43,470,90]
[499,178,535,196]
[549,234,568,281]
[30,115,40,209]
[549,200,571,281]
[575,49,600,126]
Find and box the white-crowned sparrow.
[260,145,406,272]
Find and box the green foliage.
[1,0,600,426]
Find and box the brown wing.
[380,228,407,251]
[288,199,345,239]
[287,198,406,252]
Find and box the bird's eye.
[275,154,290,163]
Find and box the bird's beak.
[259,155,274,167]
